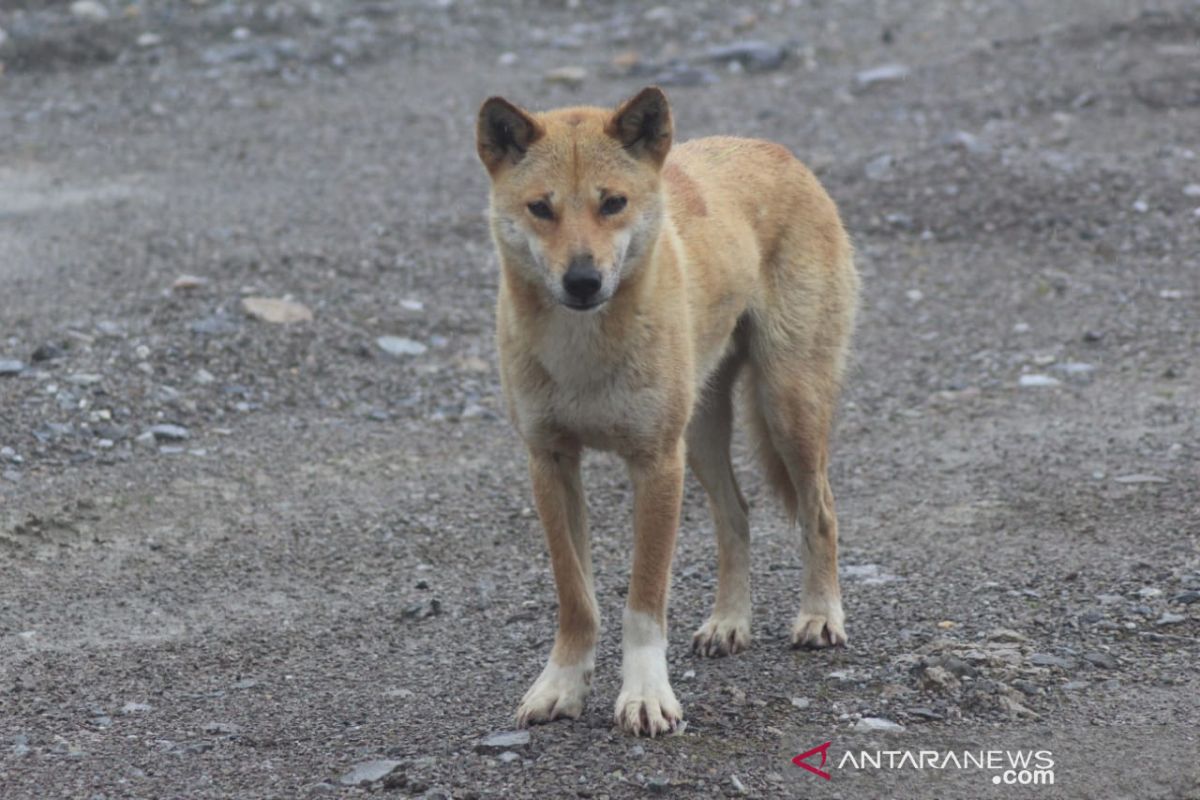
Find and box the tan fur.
[478,87,859,736]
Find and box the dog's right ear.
[477,97,543,174]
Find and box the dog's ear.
[477,97,543,174]
[608,86,672,166]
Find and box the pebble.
[1131,199,1149,213]
[497,751,519,764]
[0,359,26,376]
[339,759,404,786]
[940,130,991,156]
[987,628,1027,643]
[1114,474,1167,484]
[1137,587,1163,598]
[853,717,904,733]
[1173,591,1200,605]
[67,373,103,386]
[1183,184,1200,197]
[137,33,163,48]
[855,63,909,89]
[544,66,587,87]
[1083,651,1118,669]
[728,774,749,795]
[400,298,424,312]
[1156,613,1185,626]
[704,41,787,72]
[193,369,216,385]
[864,153,894,181]
[377,336,427,356]
[476,730,530,754]
[172,274,208,291]
[190,314,240,336]
[1018,374,1060,387]
[202,722,240,735]
[1029,653,1076,669]
[148,424,190,441]
[120,702,152,715]
[70,0,110,22]
[242,297,313,324]
[790,696,810,709]
[31,343,65,362]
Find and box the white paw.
[516,659,592,727]
[692,613,751,657]
[614,674,683,737]
[615,609,684,737]
[791,598,847,649]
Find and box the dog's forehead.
[525,107,630,177]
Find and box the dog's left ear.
[477,96,543,174]
[608,86,673,166]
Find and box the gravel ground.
[1,1,1198,798]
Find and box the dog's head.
[477,87,672,312]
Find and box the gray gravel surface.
[1,1,1198,798]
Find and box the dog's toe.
[791,611,847,649]
[692,615,751,657]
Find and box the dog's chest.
[525,317,664,450]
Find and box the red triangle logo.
[792,741,832,780]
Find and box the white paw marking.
[791,597,847,649]
[516,655,593,727]
[614,609,683,737]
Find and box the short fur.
[477,87,859,737]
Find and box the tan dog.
[476,87,859,737]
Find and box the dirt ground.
[1,1,1198,798]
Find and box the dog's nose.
[562,256,602,303]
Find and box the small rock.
[70,0,110,21]
[172,275,208,291]
[202,722,240,735]
[0,359,25,376]
[1083,652,1118,669]
[987,628,1027,643]
[940,130,991,156]
[704,41,787,72]
[1156,613,1185,626]
[148,424,189,441]
[646,775,670,794]
[1114,474,1167,484]
[31,343,65,362]
[544,66,587,87]
[120,702,152,715]
[1131,199,1149,213]
[855,63,909,89]
[137,32,163,48]
[66,373,103,386]
[193,369,216,385]
[497,751,520,764]
[1063,680,1089,691]
[400,298,424,312]
[1173,591,1200,605]
[377,336,427,356]
[339,759,404,786]
[241,297,313,324]
[1183,184,1200,198]
[790,696,810,709]
[864,153,893,181]
[853,717,904,733]
[476,730,531,754]
[1137,587,1163,598]
[1029,653,1076,670]
[1018,374,1060,387]
[728,773,748,795]
[1054,362,1095,375]
[190,314,239,336]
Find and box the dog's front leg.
[615,442,685,736]
[517,447,599,727]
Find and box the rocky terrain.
[1,1,1197,798]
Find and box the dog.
[476,86,859,737]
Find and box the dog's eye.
[600,195,627,216]
[527,201,554,220]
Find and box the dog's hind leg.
[517,446,599,726]
[688,354,753,657]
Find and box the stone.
[1173,591,1200,605]
[1156,613,1185,626]
[338,759,404,786]
[202,722,240,735]
[1114,474,1167,484]
[148,424,190,441]
[241,297,313,324]
[476,730,530,754]
[853,717,904,733]
[1083,652,1118,669]
[120,702,152,714]
[1019,374,1060,387]
[0,359,25,376]
[864,154,894,181]
[172,275,208,291]
[704,41,787,72]
[70,0,110,21]
[1029,653,1076,670]
[497,751,520,764]
[856,63,909,89]
[190,314,239,335]
[790,696,810,709]
[544,66,587,87]
[987,628,1027,643]
[377,336,427,356]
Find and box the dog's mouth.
[561,297,607,312]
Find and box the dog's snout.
[562,256,603,304]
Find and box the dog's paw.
[516,661,592,727]
[692,614,751,657]
[613,680,683,737]
[791,604,847,649]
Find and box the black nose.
[562,256,602,303]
